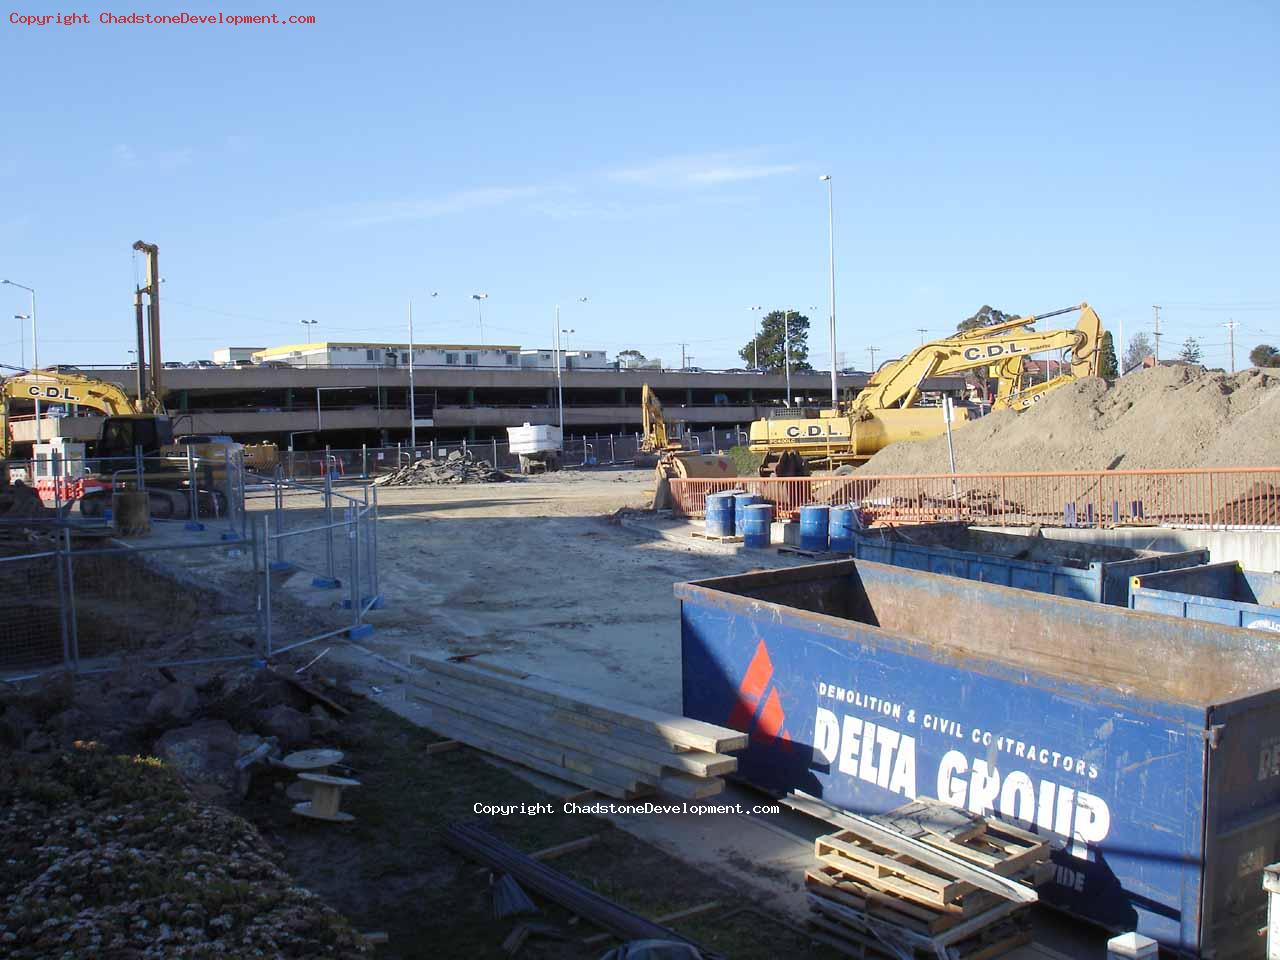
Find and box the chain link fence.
[279,426,752,480]
[1,466,382,684]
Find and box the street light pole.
[472,293,488,344]
[407,300,416,449]
[3,281,39,441]
[783,308,792,406]
[553,306,565,431]
[820,175,838,409]
[14,313,27,369]
[749,305,762,370]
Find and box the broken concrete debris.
[373,449,512,486]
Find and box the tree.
[955,304,1019,335]
[739,310,811,372]
[1178,337,1203,364]
[617,349,647,362]
[1123,332,1153,373]
[1249,344,1280,368]
[1098,330,1118,379]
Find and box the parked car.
[257,360,290,369]
[48,364,81,373]
[163,361,185,369]
[188,360,218,368]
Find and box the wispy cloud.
[346,185,545,226]
[112,143,193,170]
[607,150,802,188]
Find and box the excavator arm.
[855,303,1103,414]
[0,370,146,458]
[641,383,673,453]
[990,304,1104,411]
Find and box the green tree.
[1123,332,1153,373]
[1249,344,1280,368]
[1178,337,1203,364]
[617,349,647,363]
[1098,330,1118,378]
[739,309,811,372]
[955,304,1019,335]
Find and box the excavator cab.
[91,415,174,461]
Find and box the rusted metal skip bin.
[847,522,1210,606]
[676,559,1280,958]
[1130,562,1280,632]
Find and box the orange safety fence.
[668,467,1280,529]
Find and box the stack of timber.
[406,656,744,799]
[805,799,1050,960]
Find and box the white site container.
[506,423,562,456]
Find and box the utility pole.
[1225,318,1238,373]
[782,310,792,406]
[407,300,416,449]
[679,342,690,370]
[820,175,838,411]
[749,305,762,370]
[554,307,565,430]
[867,345,879,371]
[1152,304,1162,363]
[916,327,929,346]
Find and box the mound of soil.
[859,365,1280,475]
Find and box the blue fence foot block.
[220,531,241,542]
[184,521,206,532]
[312,576,342,589]
[366,595,386,610]
[348,623,375,640]
[269,560,295,572]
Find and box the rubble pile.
[0,745,370,958]
[373,449,511,486]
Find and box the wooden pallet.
[405,656,741,800]
[809,798,1047,959]
[691,531,743,543]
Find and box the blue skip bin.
[1130,562,1280,630]
[677,559,1280,957]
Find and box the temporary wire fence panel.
[0,547,67,681]
[669,467,1280,529]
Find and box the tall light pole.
[472,293,489,344]
[14,313,28,368]
[3,280,39,441]
[407,300,416,449]
[782,308,793,406]
[820,175,838,409]
[749,306,763,370]
[553,307,566,430]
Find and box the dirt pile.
[0,480,46,519]
[373,450,511,486]
[859,365,1280,475]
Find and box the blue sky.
[1,1,1277,371]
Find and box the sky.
[1,1,1277,372]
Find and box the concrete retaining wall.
[977,525,1280,573]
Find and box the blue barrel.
[798,505,830,552]
[733,493,761,536]
[704,493,735,538]
[829,505,857,553]
[742,503,774,549]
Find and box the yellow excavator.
[749,303,1103,474]
[0,368,240,518]
[639,384,737,508]
[0,241,244,517]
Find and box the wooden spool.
[292,772,359,823]
[112,491,151,536]
[281,748,343,801]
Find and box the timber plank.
[407,672,736,777]
[408,655,747,752]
